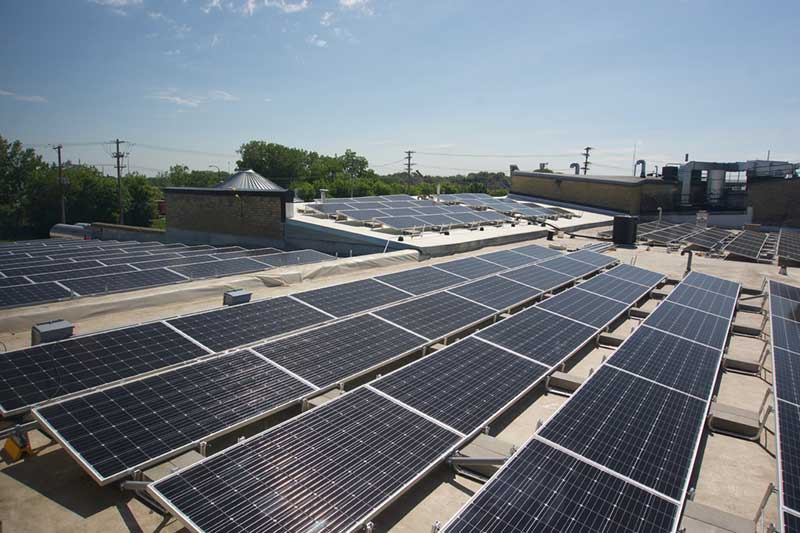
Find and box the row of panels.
[144,263,663,532]
[444,271,739,533]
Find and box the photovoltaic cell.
[26,264,136,283]
[538,256,600,278]
[577,274,652,304]
[683,271,740,299]
[375,292,494,340]
[434,257,506,279]
[373,337,548,433]
[568,249,618,268]
[476,250,534,269]
[476,306,598,366]
[539,365,706,500]
[2,259,103,277]
[537,287,629,327]
[0,276,31,287]
[774,348,800,405]
[127,255,218,270]
[774,317,800,354]
[0,281,72,309]
[665,283,737,318]
[293,278,409,317]
[510,244,562,261]
[0,322,210,415]
[150,388,461,533]
[448,276,542,311]
[376,266,465,295]
[443,439,677,533]
[499,264,573,292]
[254,314,427,388]
[170,257,267,279]
[168,296,330,352]
[773,297,800,324]
[773,280,800,303]
[60,268,187,296]
[779,401,800,511]
[35,350,314,483]
[608,325,722,400]
[605,263,667,287]
[646,301,731,349]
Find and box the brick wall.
[748,179,800,227]
[165,189,287,240]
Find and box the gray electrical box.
[224,289,252,306]
[32,319,74,345]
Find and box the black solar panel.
[0,281,72,309]
[511,244,562,261]
[373,337,548,434]
[170,257,267,279]
[683,271,740,298]
[785,512,800,533]
[60,268,187,296]
[773,297,800,324]
[666,282,738,318]
[375,292,494,340]
[724,230,768,259]
[340,209,387,221]
[448,276,542,311]
[26,264,136,283]
[445,212,486,224]
[773,280,800,303]
[608,325,722,400]
[167,296,330,352]
[255,314,427,388]
[476,250,533,268]
[646,301,731,349]
[416,214,460,227]
[150,387,461,533]
[35,350,314,483]
[0,322,210,416]
[499,264,573,292]
[538,287,629,327]
[2,259,103,277]
[539,365,706,500]
[774,317,800,354]
[538,255,600,278]
[568,249,618,268]
[102,252,182,265]
[293,278,409,317]
[779,401,800,511]
[377,215,424,229]
[376,266,465,295]
[0,276,31,287]
[476,306,598,366]
[127,254,218,270]
[779,230,800,262]
[577,274,652,304]
[774,348,800,405]
[443,439,678,533]
[253,249,334,267]
[605,263,667,287]
[434,257,506,279]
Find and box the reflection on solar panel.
[376,266,465,295]
[373,337,548,433]
[376,216,424,229]
[0,322,210,416]
[538,287,629,327]
[35,350,314,484]
[539,255,601,278]
[448,276,541,311]
[499,264,573,291]
[475,249,532,268]
[254,314,427,388]
[292,278,409,317]
[433,257,506,279]
[779,229,800,262]
[0,281,72,309]
[443,438,678,533]
[0,276,31,287]
[375,292,494,340]
[665,283,737,317]
[682,271,740,299]
[567,249,618,268]
[60,268,187,296]
[773,295,800,323]
[253,249,334,267]
[167,296,330,352]
[476,306,598,366]
[684,227,732,250]
[577,274,653,304]
[604,263,666,287]
[506,243,561,261]
[646,301,731,348]
[149,388,461,533]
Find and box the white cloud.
[210,90,238,101]
[164,49,182,56]
[264,97,273,103]
[110,8,127,15]
[91,0,142,6]
[151,89,239,108]
[0,89,47,103]
[306,34,327,47]
[338,0,372,14]
[332,26,357,43]
[211,33,221,47]
[265,0,310,14]
[320,11,334,26]
[148,11,191,37]
[240,0,258,15]
[202,0,222,13]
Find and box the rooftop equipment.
[612,214,638,245]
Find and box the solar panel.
[605,263,667,288]
[538,255,600,278]
[149,387,461,533]
[254,314,427,388]
[476,249,533,268]
[35,350,315,484]
[510,244,562,260]
[665,283,737,318]
[101,252,182,265]
[0,256,60,269]
[577,274,653,304]
[378,208,424,217]
[537,287,629,327]
[773,280,800,303]
[375,291,494,340]
[177,246,244,258]
[444,212,486,225]
[779,229,800,262]
[785,511,800,533]
[60,268,187,296]
[167,296,331,352]
[253,249,334,267]
[0,276,31,287]
[608,325,722,400]
[376,266,465,295]
[779,401,800,511]
[170,257,267,279]
[210,247,282,260]
[377,216,424,229]
[500,264,573,291]
[0,281,72,309]
[372,337,548,434]
[724,230,768,259]
[339,209,387,221]
[126,254,218,270]
[773,294,800,323]
[774,317,800,353]
[443,438,678,533]
[412,206,447,215]
[476,306,598,366]
[774,348,800,405]
[292,278,409,317]
[682,271,740,298]
[448,276,542,311]
[434,257,506,279]
[0,321,210,416]
[567,249,618,268]
[539,365,706,500]
[2,259,103,277]
[308,201,352,214]
[475,211,511,222]
[26,264,136,283]
[415,214,460,227]
[646,301,731,348]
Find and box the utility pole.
[581,146,593,175]
[113,139,127,224]
[404,150,415,193]
[53,144,67,223]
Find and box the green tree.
[123,174,159,227]
[237,142,312,187]
[0,135,48,239]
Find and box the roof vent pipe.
[569,163,580,175]
[635,159,646,178]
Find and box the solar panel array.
[445,271,739,533]
[147,258,666,532]
[768,280,800,531]
[0,238,335,308]
[28,244,592,484]
[684,227,733,250]
[779,229,800,263]
[437,193,562,220]
[641,222,703,244]
[723,230,769,260]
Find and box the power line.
[53,144,66,224]
[370,158,406,168]
[581,146,593,175]
[130,142,237,159]
[113,139,128,224]
[404,150,415,193]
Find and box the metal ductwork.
[569,163,580,175]
[635,159,646,178]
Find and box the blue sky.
[1,0,798,177]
